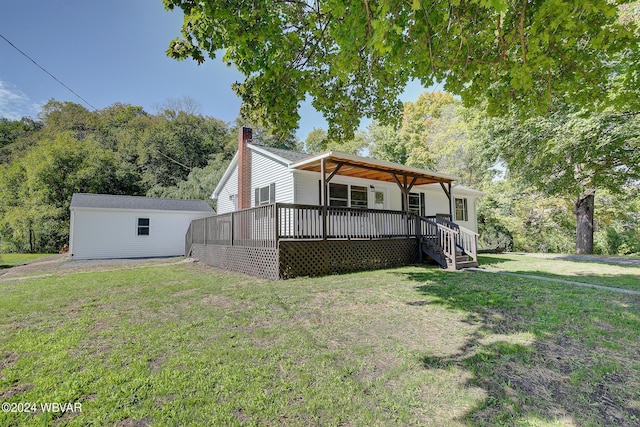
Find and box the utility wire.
[0,33,98,111]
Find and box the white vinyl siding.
[250,149,293,205]
[70,208,211,259]
[215,164,238,214]
[419,186,478,233]
[294,171,399,210]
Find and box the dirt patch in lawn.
[0,383,33,399]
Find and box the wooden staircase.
[416,216,479,270]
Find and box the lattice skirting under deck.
[190,238,418,280]
[278,239,418,279]
[190,243,280,280]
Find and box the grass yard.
[0,254,56,269]
[479,253,640,292]
[0,259,639,426]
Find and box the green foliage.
[478,180,576,253]
[479,106,640,253]
[164,0,639,139]
[593,188,640,255]
[0,100,242,253]
[146,155,231,210]
[368,121,408,164]
[303,127,368,155]
[368,92,495,188]
[136,111,230,187]
[485,109,640,198]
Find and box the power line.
[0,33,98,111]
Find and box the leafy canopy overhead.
[164,0,639,139]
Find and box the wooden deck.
[185,203,478,279]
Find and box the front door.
[374,190,385,209]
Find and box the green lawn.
[0,254,56,269]
[0,260,639,426]
[479,253,640,291]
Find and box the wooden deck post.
[274,203,280,245]
[448,182,453,220]
[321,158,327,240]
[230,211,235,246]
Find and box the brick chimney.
[237,127,252,210]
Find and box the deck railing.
[185,203,479,267]
[277,204,413,240]
[185,203,416,254]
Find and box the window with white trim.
[350,185,368,208]
[404,192,425,215]
[255,183,275,206]
[455,197,468,221]
[137,218,150,236]
[328,183,348,207]
[326,183,369,208]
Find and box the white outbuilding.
[69,193,214,259]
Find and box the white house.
[69,194,213,259]
[212,129,483,233]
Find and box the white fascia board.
[212,152,238,200]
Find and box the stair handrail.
[417,216,479,266]
[416,216,457,268]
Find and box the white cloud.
[0,78,41,120]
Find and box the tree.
[368,92,494,188]
[164,0,638,139]
[0,117,43,163]
[484,109,640,254]
[136,112,230,188]
[146,155,230,210]
[303,127,368,155]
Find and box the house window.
[350,185,368,208]
[405,192,425,216]
[328,183,348,207]
[326,183,369,208]
[455,198,468,221]
[137,218,150,236]
[255,183,276,206]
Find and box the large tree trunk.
[574,191,595,254]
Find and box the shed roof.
[70,194,214,212]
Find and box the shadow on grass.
[475,255,512,266]
[402,269,640,426]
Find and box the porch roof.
[289,151,460,185]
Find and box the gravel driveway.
[0,255,187,279]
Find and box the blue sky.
[0,0,431,140]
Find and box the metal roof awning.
[289,151,460,185]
